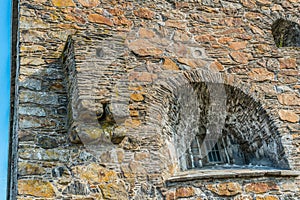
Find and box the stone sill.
[166,169,300,184]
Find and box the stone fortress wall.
[13,0,300,199]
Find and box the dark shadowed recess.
[168,82,289,171]
[272,18,300,48]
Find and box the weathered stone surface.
[18,163,45,176]
[78,0,99,7]
[278,93,300,106]
[256,196,279,200]
[88,14,113,26]
[279,57,297,69]
[18,180,55,197]
[244,182,279,194]
[19,107,46,117]
[278,110,299,122]
[20,17,49,29]
[19,148,70,162]
[19,115,56,129]
[234,195,253,200]
[175,187,195,198]
[72,163,118,184]
[166,20,187,30]
[207,182,242,196]
[21,58,45,66]
[165,191,175,200]
[130,93,144,102]
[139,28,155,39]
[99,181,128,200]
[256,0,272,5]
[128,39,163,56]
[62,181,90,195]
[174,30,190,41]
[52,0,75,7]
[229,41,248,50]
[15,0,300,199]
[134,151,150,161]
[230,52,251,64]
[37,136,59,149]
[133,8,154,19]
[19,91,59,105]
[248,68,274,81]
[163,58,179,70]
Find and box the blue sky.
[0,0,11,197]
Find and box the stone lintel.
[166,169,300,185]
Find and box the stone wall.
[14,0,300,199]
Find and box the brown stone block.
[244,182,279,194]
[278,110,299,123]
[271,4,284,11]
[134,151,150,161]
[218,37,234,44]
[130,93,144,102]
[18,163,45,176]
[108,8,124,16]
[207,182,242,196]
[217,28,245,35]
[65,14,86,24]
[163,58,180,70]
[248,68,274,81]
[165,191,176,200]
[278,93,300,106]
[249,24,265,35]
[278,75,298,84]
[230,52,252,64]
[52,0,75,7]
[175,187,195,198]
[279,58,297,69]
[128,39,163,56]
[139,28,155,39]
[174,30,190,41]
[165,20,187,30]
[195,34,216,43]
[256,0,272,5]
[234,195,253,200]
[78,0,99,7]
[128,72,158,82]
[209,60,225,71]
[255,44,271,54]
[98,181,128,200]
[124,119,141,128]
[21,57,45,66]
[177,58,197,68]
[72,163,118,184]
[18,179,55,198]
[134,8,155,19]
[229,41,248,50]
[88,14,113,26]
[256,195,279,200]
[241,0,256,8]
[112,16,132,27]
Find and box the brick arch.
[145,69,290,174]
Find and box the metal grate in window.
[204,139,222,163]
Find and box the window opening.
[271,18,300,47]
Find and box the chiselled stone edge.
[166,169,300,184]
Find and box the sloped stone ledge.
[166,169,300,185]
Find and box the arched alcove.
[165,82,289,170]
[145,70,290,173]
[271,18,300,47]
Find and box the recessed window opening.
[271,18,300,47]
[168,83,289,171]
